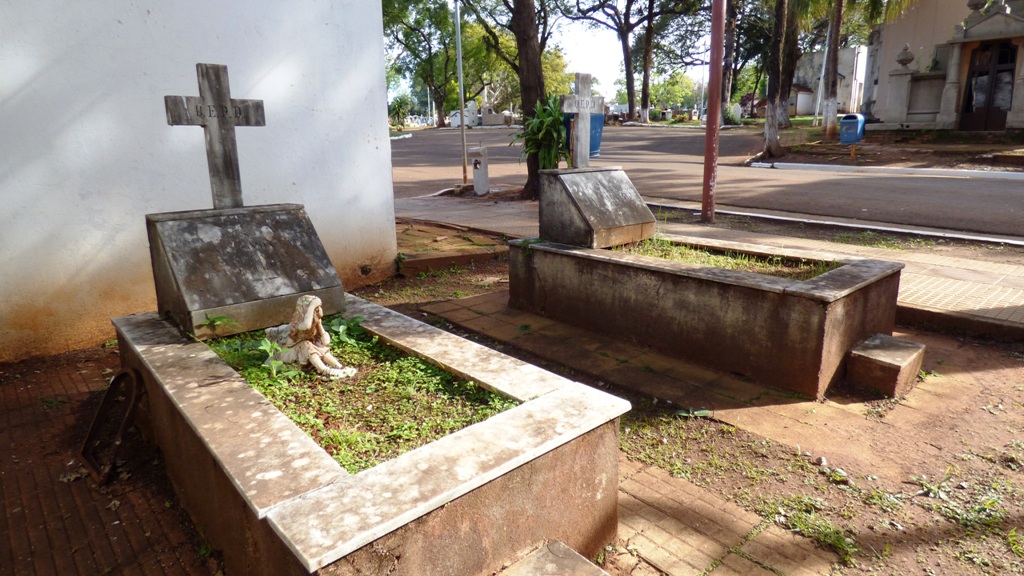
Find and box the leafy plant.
[197,313,239,335]
[258,339,285,378]
[1006,527,1024,558]
[512,94,569,169]
[327,315,366,345]
[759,495,858,564]
[388,93,413,129]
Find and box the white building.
[0,1,397,362]
[867,0,1024,131]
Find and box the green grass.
[614,236,841,281]
[833,230,936,251]
[207,315,518,473]
[757,495,859,564]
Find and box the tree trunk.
[823,0,843,140]
[640,0,655,123]
[778,4,800,129]
[433,91,447,128]
[510,0,546,199]
[620,31,638,120]
[721,0,737,121]
[763,0,787,159]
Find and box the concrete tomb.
[110,62,630,575]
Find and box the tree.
[762,0,787,158]
[822,0,843,139]
[461,0,565,199]
[560,0,696,121]
[383,0,459,127]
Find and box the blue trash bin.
[564,113,605,158]
[839,114,865,144]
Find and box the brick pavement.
[617,458,835,576]
[0,347,217,576]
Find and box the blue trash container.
[839,114,865,144]
[564,113,605,158]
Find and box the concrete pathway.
[395,195,1024,340]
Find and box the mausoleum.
[869,0,1024,131]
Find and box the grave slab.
[146,203,344,339]
[539,166,656,248]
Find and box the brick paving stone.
[709,552,777,575]
[628,533,709,576]
[0,348,217,576]
[740,524,836,576]
[623,473,759,551]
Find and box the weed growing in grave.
[614,236,841,280]
[196,313,239,336]
[206,314,518,473]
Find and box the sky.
[555,20,709,103]
[552,21,624,101]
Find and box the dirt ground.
[776,139,1024,173]
[355,220,1024,576]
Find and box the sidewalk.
[395,195,1024,340]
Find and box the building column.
[1006,41,1024,128]
[883,45,917,124]
[935,43,963,129]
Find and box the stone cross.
[560,73,605,168]
[165,63,266,209]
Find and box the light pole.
[454,0,468,184]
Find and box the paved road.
[391,126,1024,237]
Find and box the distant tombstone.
[151,64,345,339]
[560,73,605,168]
[539,166,656,248]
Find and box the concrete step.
[847,333,926,397]
[500,541,609,576]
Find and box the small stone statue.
[265,295,357,379]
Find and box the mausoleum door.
[959,41,1017,131]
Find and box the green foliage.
[258,339,285,378]
[388,93,414,128]
[615,236,841,280]
[1006,527,1024,558]
[206,314,517,474]
[513,94,569,170]
[759,495,859,564]
[326,315,366,346]
[649,71,698,109]
[197,313,239,335]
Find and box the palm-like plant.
[513,94,570,170]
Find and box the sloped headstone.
[147,204,345,339]
[539,166,656,248]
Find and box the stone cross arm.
[165,63,266,210]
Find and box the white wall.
[0,1,397,362]
[794,46,869,114]
[875,0,966,118]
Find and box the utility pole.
[454,0,468,184]
[701,0,726,223]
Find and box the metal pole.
[701,0,726,223]
[454,0,468,185]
